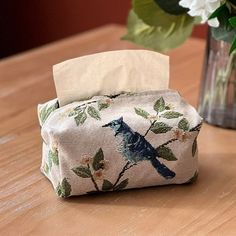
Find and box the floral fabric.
[38,90,202,197]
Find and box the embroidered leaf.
[151,122,172,134]
[74,106,84,112]
[178,118,190,131]
[192,138,197,157]
[92,148,104,171]
[39,101,58,125]
[134,108,150,119]
[74,111,87,125]
[68,110,78,117]
[43,163,49,174]
[114,178,129,191]
[161,111,183,119]
[48,155,52,170]
[56,178,72,198]
[102,179,113,191]
[156,146,177,161]
[98,100,110,111]
[49,150,59,166]
[56,183,62,196]
[72,166,92,178]
[87,106,101,120]
[154,97,165,113]
[60,178,72,198]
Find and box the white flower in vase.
[179,0,221,27]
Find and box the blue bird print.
[102,117,176,179]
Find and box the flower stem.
[143,112,158,137]
[112,161,136,189]
[144,120,156,137]
[87,164,100,192]
[158,138,178,149]
[75,100,98,110]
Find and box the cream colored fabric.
[38,90,202,197]
[53,50,169,106]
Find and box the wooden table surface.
[1,24,236,236]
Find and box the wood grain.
[0,24,236,236]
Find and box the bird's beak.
[102,122,110,127]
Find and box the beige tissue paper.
[53,50,169,106]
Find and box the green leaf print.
[154,97,165,113]
[114,178,129,191]
[49,150,59,166]
[134,108,150,119]
[68,110,78,117]
[56,178,72,198]
[98,100,110,111]
[72,166,92,178]
[56,183,62,196]
[60,178,72,197]
[39,101,58,125]
[92,148,104,171]
[43,163,49,174]
[178,118,190,131]
[102,179,113,191]
[151,122,172,134]
[74,110,87,125]
[87,106,101,120]
[156,146,177,161]
[161,111,183,119]
[48,157,52,170]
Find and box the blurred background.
[1,0,207,59]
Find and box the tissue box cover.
[38,90,202,197]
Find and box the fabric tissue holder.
[38,50,202,198]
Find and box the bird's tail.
[150,157,175,179]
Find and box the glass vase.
[198,31,236,129]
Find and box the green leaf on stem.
[210,4,236,44]
[161,111,183,119]
[156,146,177,161]
[209,3,226,20]
[102,179,113,191]
[60,178,72,198]
[229,16,236,28]
[151,122,172,134]
[43,163,49,174]
[87,106,101,120]
[92,148,104,171]
[68,110,78,117]
[49,150,59,166]
[72,166,92,178]
[178,118,190,131]
[114,178,129,191]
[74,111,87,125]
[230,37,236,54]
[39,101,58,125]
[98,100,110,110]
[154,97,165,113]
[56,178,72,198]
[134,108,150,119]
